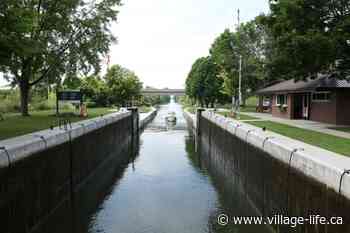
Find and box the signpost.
[56,90,83,115]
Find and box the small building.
[256,75,350,125]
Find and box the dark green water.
[65,102,271,233]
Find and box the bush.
[86,101,98,108]
[0,90,21,113]
[31,101,52,111]
[30,92,56,111]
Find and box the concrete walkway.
[243,112,350,140]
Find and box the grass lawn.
[217,111,259,121]
[246,120,350,157]
[138,105,152,113]
[241,105,257,113]
[246,96,258,106]
[329,127,350,134]
[0,108,115,141]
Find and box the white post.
[235,9,242,120]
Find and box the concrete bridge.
[141,88,185,96]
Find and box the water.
[65,100,272,233]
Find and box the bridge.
[141,88,185,96]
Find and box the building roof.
[256,74,350,95]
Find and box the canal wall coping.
[185,109,350,200]
[139,107,157,129]
[183,110,196,131]
[0,108,155,170]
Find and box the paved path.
[243,112,350,140]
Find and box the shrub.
[31,101,52,111]
[86,101,98,108]
[0,90,21,113]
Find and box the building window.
[312,92,331,102]
[276,94,287,106]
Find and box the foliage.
[185,57,224,107]
[209,29,237,97]
[0,0,122,115]
[63,76,83,90]
[105,65,143,106]
[141,95,171,106]
[0,89,76,113]
[159,95,171,104]
[0,89,21,112]
[261,0,350,79]
[81,75,109,106]
[210,20,268,102]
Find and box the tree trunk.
[19,80,30,116]
[241,94,247,107]
[199,99,204,108]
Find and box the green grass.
[0,108,115,140]
[138,105,152,113]
[329,127,350,134]
[217,111,259,121]
[246,121,350,157]
[246,96,258,106]
[216,96,258,113]
[241,105,257,113]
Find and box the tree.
[105,65,143,106]
[261,0,350,79]
[0,0,121,116]
[210,20,268,104]
[63,76,83,90]
[185,57,223,107]
[81,75,109,106]
[210,29,237,97]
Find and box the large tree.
[261,0,350,79]
[105,65,143,106]
[185,57,223,107]
[81,75,109,106]
[210,20,267,104]
[0,0,121,115]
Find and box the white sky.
[0,0,269,89]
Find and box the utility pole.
[235,9,242,120]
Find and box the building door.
[293,94,303,119]
[302,94,310,119]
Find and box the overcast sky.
[0,0,269,89]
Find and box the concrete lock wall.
[0,109,154,233]
[139,107,158,130]
[184,110,350,232]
